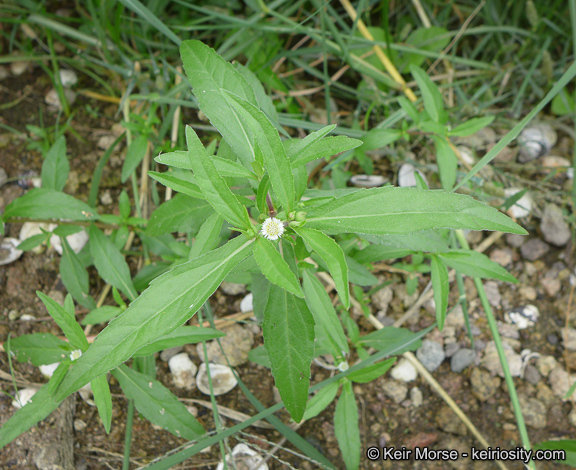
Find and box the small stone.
[0,65,8,80]
[410,387,423,407]
[168,353,198,390]
[436,405,467,436]
[498,321,520,339]
[470,368,501,401]
[489,249,513,267]
[541,204,571,247]
[547,334,559,346]
[0,238,23,266]
[524,262,538,277]
[371,285,393,312]
[160,346,183,362]
[451,348,476,373]
[504,187,533,218]
[542,155,571,168]
[483,281,502,308]
[517,123,557,162]
[390,358,418,382]
[19,222,54,254]
[97,134,117,150]
[216,443,268,470]
[0,166,7,187]
[457,145,475,165]
[197,323,254,366]
[518,396,547,429]
[445,305,465,329]
[398,163,426,187]
[548,367,573,400]
[569,409,576,428]
[350,174,387,188]
[196,363,238,396]
[524,364,541,385]
[540,278,561,297]
[381,380,408,404]
[445,342,460,358]
[39,363,60,379]
[519,286,537,301]
[10,60,30,76]
[50,229,89,255]
[45,88,76,109]
[240,293,253,313]
[59,69,78,87]
[563,327,576,350]
[416,340,445,372]
[220,282,246,296]
[521,238,550,261]
[12,387,37,409]
[506,233,526,248]
[482,341,522,377]
[537,355,558,377]
[74,419,87,432]
[100,190,113,206]
[504,305,539,329]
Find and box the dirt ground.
[0,62,575,470]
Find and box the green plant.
[0,38,536,469]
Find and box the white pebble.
[504,187,533,218]
[59,69,78,87]
[196,363,237,396]
[168,353,198,390]
[39,363,60,379]
[216,443,268,470]
[12,388,37,409]
[50,229,89,255]
[240,293,253,313]
[390,358,418,382]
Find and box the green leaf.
[450,116,495,137]
[60,238,97,310]
[363,232,450,253]
[119,190,131,220]
[9,333,69,365]
[347,358,396,383]
[248,345,271,368]
[0,383,62,450]
[112,365,205,440]
[334,381,360,470]
[360,128,402,151]
[534,440,576,466]
[146,194,213,236]
[430,255,449,330]
[81,306,123,325]
[91,375,112,433]
[263,284,315,422]
[41,136,69,191]
[189,213,223,260]
[432,136,457,191]
[37,292,89,351]
[345,255,378,286]
[224,91,295,214]
[294,227,350,309]
[48,361,71,396]
[551,89,575,116]
[358,327,422,353]
[437,249,518,283]
[121,134,148,183]
[88,225,137,301]
[185,126,252,230]
[3,189,99,222]
[302,270,349,355]
[147,171,204,199]
[155,151,257,180]
[180,40,257,168]
[402,26,450,71]
[55,235,253,400]
[17,231,51,252]
[398,96,420,122]
[302,381,340,421]
[133,326,225,357]
[234,62,279,125]
[305,187,527,236]
[253,237,304,298]
[290,134,363,168]
[410,65,447,124]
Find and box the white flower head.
[69,349,82,361]
[260,217,285,241]
[338,361,349,372]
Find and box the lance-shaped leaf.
[437,249,518,283]
[60,238,97,311]
[155,151,257,180]
[37,292,89,351]
[334,381,360,470]
[146,194,213,237]
[305,187,527,236]
[122,134,148,182]
[302,270,348,355]
[410,65,448,124]
[112,365,204,440]
[430,255,449,330]
[432,136,457,191]
[0,383,62,450]
[41,136,69,191]
[180,40,257,168]
[347,358,396,383]
[91,375,112,433]
[189,213,223,260]
[263,284,315,422]
[133,326,225,357]
[185,126,252,230]
[9,333,70,365]
[302,381,340,421]
[148,171,204,199]
[88,225,137,301]
[3,189,98,222]
[294,227,350,309]
[253,237,304,298]
[224,91,295,214]
[55,236,254,400]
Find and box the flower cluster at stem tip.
[260,217,284,241]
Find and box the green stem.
[122,399,135,470]
[455,230,535,470]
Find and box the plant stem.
[122,399,135,470]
